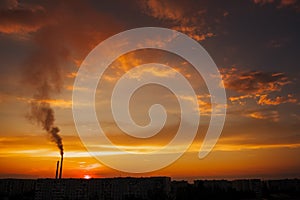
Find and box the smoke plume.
[28,81,64,156]
[19,1,120,157]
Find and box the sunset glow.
[0,0,299,180]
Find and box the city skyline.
[2,177,299,200]
[0,0,300,180]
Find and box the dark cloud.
[252,0,299,9]
[0,1,49,34]
[0,0,18,10]
[222,67,290,94]
[222,67,298,121]
[252,0,275,5]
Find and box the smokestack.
[59,155,63,179]
[55,161,59,179]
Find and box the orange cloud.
[215,135,300,151]
[140,0,185,21]
[101,53,143,82]
[172,26,214,41]
[246,110,279,122]
[257,94,297,105]
[17,97,72,108]
[229,94,253,105]
[127,65,178,79]
[197,94,212,115]
[102,50,190,83]
[113,53,143,73]
[139,0,214,41]
[229,93,298,106]
[66,72,77,79]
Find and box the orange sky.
[0,0,300,180]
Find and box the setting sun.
[84,175,91,179]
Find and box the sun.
[83,175,91,179]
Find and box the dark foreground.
[1,177,300,200]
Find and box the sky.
[0,0,300,180]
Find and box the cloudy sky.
[0,0,300,180]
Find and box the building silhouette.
[35,177,170,200]
[1,177,300,200]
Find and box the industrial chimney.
[59,155,63,179]
[55,161,59,179]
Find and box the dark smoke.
[19,1,120,157]
[50,127,63,156]
[21,4,67,155]
[27,81,64,156]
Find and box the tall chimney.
[59,155,63,179]
[55,161,59,179]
